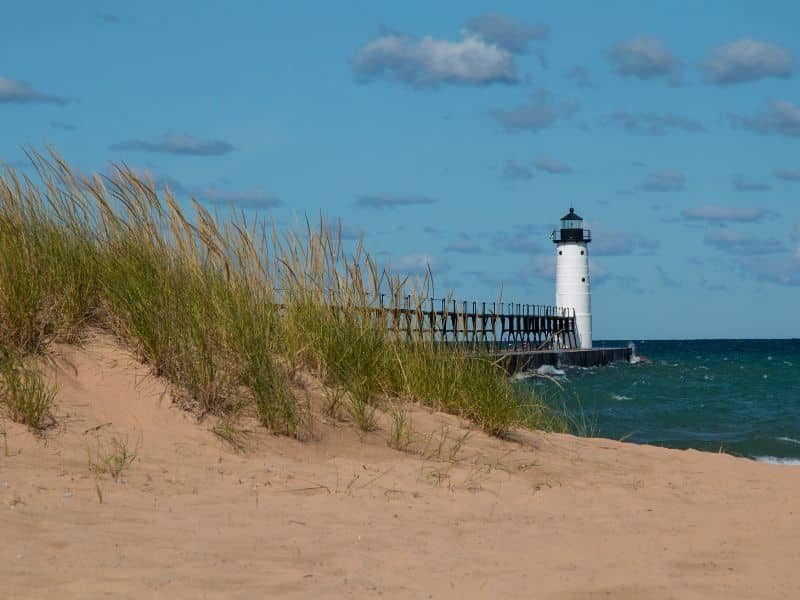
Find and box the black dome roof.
[561,207,582,221]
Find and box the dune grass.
[0,353,56,431]
[0,150,566,439]
[88,434,139,482]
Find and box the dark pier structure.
[375,295,631,373]
[495,347,632,372]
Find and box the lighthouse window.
[580,250,584,255]
[581,277,586,282]
[558,250,562,255]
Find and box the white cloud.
[590,225,658,256]
[503,160,533,180]
[534,157,572,174]
[118,167,281,209]
[445,239,482,254]
[732,175,771,192]
[704,38,795,85]
[681,205,769,222]
[608,111,705,136]
[197,187,281,209]
[355,194,435,209]
[565,66,592,88]
[704,229,785,254]
[774,168,800,181]
[740,252,800,286]
[462,13,548,53]
[638,170,685,192]
[391,254,450,276]
[517,255,554,281]
[353,32,517,87]
[491,89,579,133]
[0,76,68,105]
[111,132,235,155]
[609,35,681,83]
[730,100,800,137]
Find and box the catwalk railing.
[377,296,578,350]
[276,290,579,350]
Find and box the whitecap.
[754,456,800,465]
[612,394,631,401]
[536,365,565,377]
[776,436,800,445]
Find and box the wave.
[612,394,631,401]
[776,436,800,445]
[536,365,565,377]
[754,456,800,465]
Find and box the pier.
[276,292,633,373]
[372,295,632,373]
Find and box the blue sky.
[1,1,798,339]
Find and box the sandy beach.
[1,337,798,598]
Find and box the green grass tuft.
[0,353,56,431]
[88,435,139,482]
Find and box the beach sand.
[2,336,798,598]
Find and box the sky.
[1,1,799,339]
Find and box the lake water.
[527,339,800,463]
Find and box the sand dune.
[2,336,799,598]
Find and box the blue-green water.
[529,339,800,463]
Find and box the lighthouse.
[553,208,592,349]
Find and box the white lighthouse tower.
[553,208,592,349]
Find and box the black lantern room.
[552,207,591,243]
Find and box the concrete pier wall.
[495,347,632,373]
